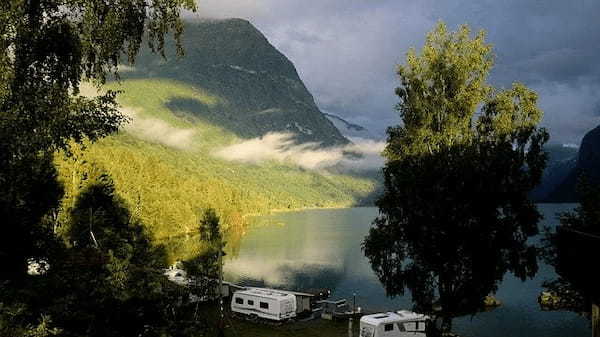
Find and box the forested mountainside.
[54,19,378,241]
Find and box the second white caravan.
[231,288,297,321]
[359,310,429,337]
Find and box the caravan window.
[248,300,254,305]
[235,297,243,304]
[260,302,269,309]
[396,323,406,331]
[404,322,416,331]
[384,324,394,332]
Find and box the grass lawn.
[223,318,359,337]
[198,305,360,337]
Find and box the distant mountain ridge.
[531,144,578,201]
[323,112,375,139]
[545,125,600,202]
[125,18,347,146]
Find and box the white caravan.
[163,267,189,286]
[359,311,429,337]
[231,288,296,321]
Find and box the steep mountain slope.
[55,19,378,241]
[124,19,347,146]
[530,144,578,201]
[577,126,600,180]
[547,126,600,202]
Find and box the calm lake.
[222,204,591,337]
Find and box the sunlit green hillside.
[56,79,376,240]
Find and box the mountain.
[530,144,578,201]
[546,126,600,202]
[323,112,375,139]
[125,18,347,147]
[576,126,600,180]
[55,19,378,242]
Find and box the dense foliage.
[0,0,224,336]
[542,179,600,313]
[0,0,195,284]
[363,22,548,332]
[183,209,224,300]
[1,172,215,337]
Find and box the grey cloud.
[533,80,600,143]
[594,102,600,117]
[505,48,597,84]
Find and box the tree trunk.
[441,315,453,334]
[593,303,599,337]
[438,274,454,334]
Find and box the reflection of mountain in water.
[223,208,378,293]
[225,257,344,291]
[158,220,248,265]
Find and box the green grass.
[198,304,360,337]
[56,79,377,244]
[222,316,358,337]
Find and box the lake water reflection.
[222,204,590,337]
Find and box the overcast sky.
[194,0,600,145]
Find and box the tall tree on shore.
[0,0,195,283]
[363,22,548,332]
[184,208,226,304]
[182,208,226,335]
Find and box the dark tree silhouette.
[182,209,225,300]
[1,0,196,334]
[542,178,600,332]
[46,175,174,337]
[183,208,227,334]
[1,0,196,285]
[0,153,64,282]
[363,22,548,332]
